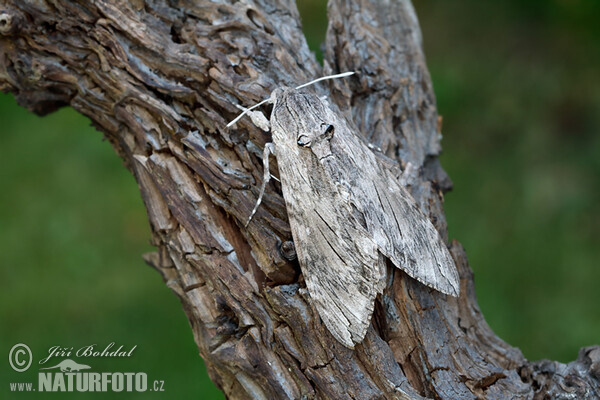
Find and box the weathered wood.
[1,0,598,398]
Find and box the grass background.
[1,0,598,398]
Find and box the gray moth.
[229,74,460,348]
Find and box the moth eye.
[297,135,311,147]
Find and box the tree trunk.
[1,0,598,398]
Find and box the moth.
[228,73,460,348]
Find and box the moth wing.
[295,212,385,348]
[275,143,385,348]
[369,170,460,296]
[322,124,460,297]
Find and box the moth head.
[271,89,336,157]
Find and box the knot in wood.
[0,10,19,35]
[279,240,296,261]
[587,346,600,380]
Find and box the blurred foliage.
[1,0,598,398]
[414,0,600,363]
[0,100,223,399]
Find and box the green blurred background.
[1,0,598,398]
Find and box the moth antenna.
[227,97,273,128]
[227,71,355,127]
[294,71,356,90]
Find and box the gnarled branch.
[1,0,598,398]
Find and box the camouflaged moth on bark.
[228,73,460,348]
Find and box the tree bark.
[1,0,598,398]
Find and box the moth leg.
[232,106,278,180]
[245,143,276,227]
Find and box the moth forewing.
[279,91,461,297]
[272,89,459,334]
[269,90,386,347]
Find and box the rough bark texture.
[1,0,598,399]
